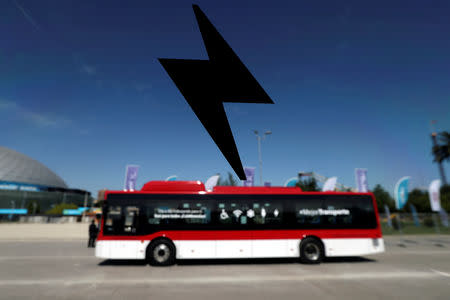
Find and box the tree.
[432,131,450,184]
[296,177,319,191]
[372,184,395,211]
[217,172,238,186]
[436,131,450,162]
[441,184,450,212]
[406,189,430,212]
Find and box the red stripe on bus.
[97,229,382,241]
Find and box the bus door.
[104,204,142,259]
[214,199,252,258]
[249,198,289,258]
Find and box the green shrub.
[423,217,434,227]
[392,216,401,230]
[45,203,77,215]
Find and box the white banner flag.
[205,175,220,191]
[322,177,337,192]
[428,179,441,212]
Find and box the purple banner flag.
[355,168,368,192]
[243,167,256,187]
[124,165,139,191]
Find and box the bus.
[96,180,384,265]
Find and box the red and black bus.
[96,180,384,265]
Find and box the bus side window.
[251,202,283,226]
[252,202,265,225]
[183,202,211,224]
[326,205,337,224]
[295,198,324,227]
[105,206,122,234]
[323,196,376,229]
[216,201,283,227]
[217,202,248,226]
[145,205,162,225]
[142,201,212,229]
[265,202,283,224]
[217,203,232,224]
[124,206,140,234]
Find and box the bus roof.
[104,180,371,198]
[124,180,304,194]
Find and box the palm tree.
[432,131,450,185]
[438,131,450,158]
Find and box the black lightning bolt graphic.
[159,5,274,180]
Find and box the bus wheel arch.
[299,236,325,264]
[146,237,176,266]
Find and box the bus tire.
[300,237,324,264]
[147,239,176,266]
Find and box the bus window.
[295,198,324,228]
[104,206,122,234]
[142,201,212,229]
[252,202,283,225]
[124,206,140,233]
[182,202,211,224]
[216,200,283,227]
[216,201,250,226]
[323,196,377,229]
[104,205,140,235]
[217,202,238,225]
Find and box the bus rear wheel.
[147,239,176,266]
[300,237,324,264]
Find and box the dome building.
[0,146,90,215]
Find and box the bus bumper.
[323,238,385,257]
[95,240,150,259]
[95,240,109,259]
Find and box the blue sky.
[1,0,449,196]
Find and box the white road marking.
[431,269,450,277]
[0,272,440,286]
[384,250,450,255]
[0,256,97,260]
[0,249,447,261]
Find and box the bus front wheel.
[147,239,176,266]
[300,237,324,264]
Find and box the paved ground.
[0,235,449,300]
[0,223,89,240]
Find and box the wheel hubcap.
[304,243,320,261]
[153,244,170,263]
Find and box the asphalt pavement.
[0,235,449,300]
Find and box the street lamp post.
[253,130,272,186]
